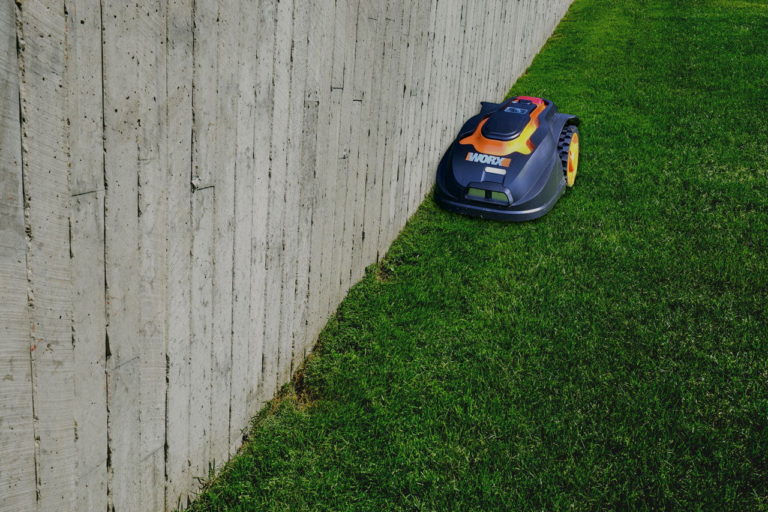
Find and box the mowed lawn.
[188,1,768,510]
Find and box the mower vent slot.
[464,187,511,206]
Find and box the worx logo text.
[465,152,512,167]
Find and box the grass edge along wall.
[0,1,572,510]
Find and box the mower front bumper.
[433,183,565,222]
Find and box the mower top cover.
[434,96,580,222]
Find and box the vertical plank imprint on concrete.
[209,0,238,471]
[0,2,36,509]
[165,0,194,507]
[65,0,109,503]
[135,4,169,510]
[16,1,76,509]
[304,0,334,349]
[265,0,293,392]
[229,0,258,456]
[190,185,214,488]
[286,0,310,374]
[101,1,144,509]
[249,0,277,412]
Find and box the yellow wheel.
[558,125,580,188]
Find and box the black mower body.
[435,96,578,221]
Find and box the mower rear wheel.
[558,125,580,187]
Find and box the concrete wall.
[0,0,571,510]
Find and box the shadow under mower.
[435,96,580,222]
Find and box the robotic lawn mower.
[435,96,580,222]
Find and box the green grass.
[188,1,768,510]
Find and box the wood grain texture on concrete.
[0,4,36,510]
[16,2,76,509]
